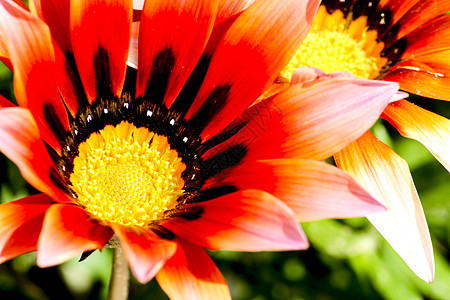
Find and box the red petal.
[382,100,450,172]
[162,190,309,251]
[334,131,434,283]
[0,194,52,263]
[111,224,177,283]
[157,239,231,300]
[206,159,385,222]
[137,0,218,108]
[0,0,70,153]
[37,204,113,267]
[202,77,399,163]
[70,0,132,102]
[0,107,72,203]
[185,0,320,139]
[31,0,71,52]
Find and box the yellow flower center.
[281,5,387,79]
[69,121,186,227]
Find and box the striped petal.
[382,100,450,172]
[156,239,231,300]
[0,194,52,263]
[206,159,385,222]
[0,0,70,153]
[112,224,177,283]
[37,204,113,267]
[162,189,309,251]
[70,0,132,102]
[0,107,71,203]
[185,0,320,139]
[334,131,434,283]
[136,0,218,107]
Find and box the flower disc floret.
[70,121,186,227]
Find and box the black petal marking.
[166,205,204,221]
[187,84,231,133]
[200,144,247,180]
[195,185,238,203]
[171,53,212,115]
[352,0,380,21]
[148,224,176,240]
[49,167,69,193]
[144,47,176,105]
[43,103,67,145]
[94,46,114,99]
[63,51,90,111]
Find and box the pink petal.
[157,239,231,300]
[334,131,434,282]
[162,189,309,251]
[202,77,400,164]
[206,158,385,222]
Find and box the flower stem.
[108,240,129,300]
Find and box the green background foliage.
[1,59,449,299]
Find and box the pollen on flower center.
[69,121,186,227]
[281,6,387,79]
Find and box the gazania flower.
[277,0,450,283]
[0,0,400,298]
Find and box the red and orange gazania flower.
[273,0,450,283]
[0,0,402,298]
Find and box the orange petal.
[400,14,450,60]
[37,204,113,267]
[136,0,218,107]
[0,194,52,263]
[334,131,434,283]
[383,53,450,101]
[157,239,231,300]
[0,0,70,153]
[112,224,177,283]
[185,0,320,139]
[394,0,450,40]
[0,107,72,203]
[206,159,385,222]
[382,100,450,172]
[215,0,256,24]
[162,189,309,251]
[70,0,132,102]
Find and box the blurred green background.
[1,55,449,299]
